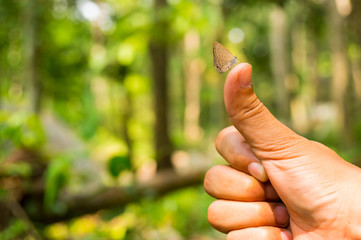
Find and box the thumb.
[224,63,306,159]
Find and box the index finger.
[216,126,268,182]
[204,165,279,202]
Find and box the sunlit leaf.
[107,155,131,178]
[44,155,71,213]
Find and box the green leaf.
[44,155,71,212]
[107,155,131,178]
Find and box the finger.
[227,227,292,240]
[224,63,306,160]
[208,200,289,233]
[204,165,279,201]
[216,126,268,182]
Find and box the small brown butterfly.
[213,42,237,74]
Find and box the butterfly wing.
[213,42,237,73]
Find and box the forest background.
[1,0,361,239]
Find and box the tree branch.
[29,168,206,224]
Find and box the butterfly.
[213,41,237,74]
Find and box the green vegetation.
[1,0,361,239]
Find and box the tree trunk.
[122,91,133,162]
[269,5,290,119]
[351,0,361,109]
[150,0,173,170]
[350,61,361,110]
[183,31,204,142]
[290,12,310,134]
[307,14,322,103]
[328,0,351,141]
[0,0,42,233]
[26,168,206,224]
[24,0,41,113]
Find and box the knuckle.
[205,165,225,180]
[215,126,235,153]
[226,231,237,240]
[215,130,225,153]
[204,165,230,197]
[203,169,213,193]
[207,200,223,227]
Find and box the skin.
[204,63,361,240]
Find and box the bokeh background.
[1,0,361,239]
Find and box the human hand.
[204,63,361,239]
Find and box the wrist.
[344,166,361,239]
[345,203,361,239]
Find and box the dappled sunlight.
[1,0,361,239]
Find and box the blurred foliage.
[1,0,361,239]
[0,112,45,149]
[42,187,219,240]
[44,155,71,213]
[0,111,45,160]
[0,219,29,240]
[108,155,132,178]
